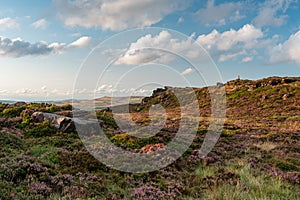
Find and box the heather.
[0,77,299,199]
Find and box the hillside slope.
[0,77,299,199]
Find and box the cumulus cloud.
[195,0,245,26]
[269,30,300,65]
[196,24,264,51]
[53,0,189,30]
[0,17,19,30]
[115,25,264,65]
[31,18,47,29]
[115,31,200,65]
[0,36,91,57]
[253,0,297,28]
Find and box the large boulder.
[31,112,102,134]
[32,112,45,123]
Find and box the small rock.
[261,95,268,101]
[282,94,291,100]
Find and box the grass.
[288,115,300,119]
[201,162,299,200]
[195,166,215,178]
[253,142,277,151]
[30,145,58,164]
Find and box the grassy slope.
[0,77,299,199]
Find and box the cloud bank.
[53,0,189,30]
[116,24,265,65]
[0,36,91,57]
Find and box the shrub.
[2,106,26,118]
[61,104,73,111]
[96,112,118,129]
[25,121,57,138]
[46,105,61,113]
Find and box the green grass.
[202,163,299,200]
[288,115,300,119]
[30,145,58,164]
[195,166,215,178]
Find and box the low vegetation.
[0,77,299,199]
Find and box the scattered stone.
[261,95,268,102]
[282,94,291,100]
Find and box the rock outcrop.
[32,112,103,135]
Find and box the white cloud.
[242,56,253,63]
[269,30,300,65]
[0,17,19,30]
[68,36,91,48]
[115,30,200,65]
[0,36,91,57]
[53,0,189,31]
[31,18,47,29]
[115,25,264,65]
[197,24,264,51]
[253,0,297,28]
[195,24,265,62]
[95,84,151,96]
[195,0,244,26]
[181,68,193,75]
[15,88,37,95]
[219,50,246,62]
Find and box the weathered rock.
[32,112,45,123]
[31,112,103,134]
[56,117,75,133]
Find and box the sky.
[0,0,300,101]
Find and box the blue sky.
[0,0,299,101]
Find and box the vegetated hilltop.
[0,77,299,199]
